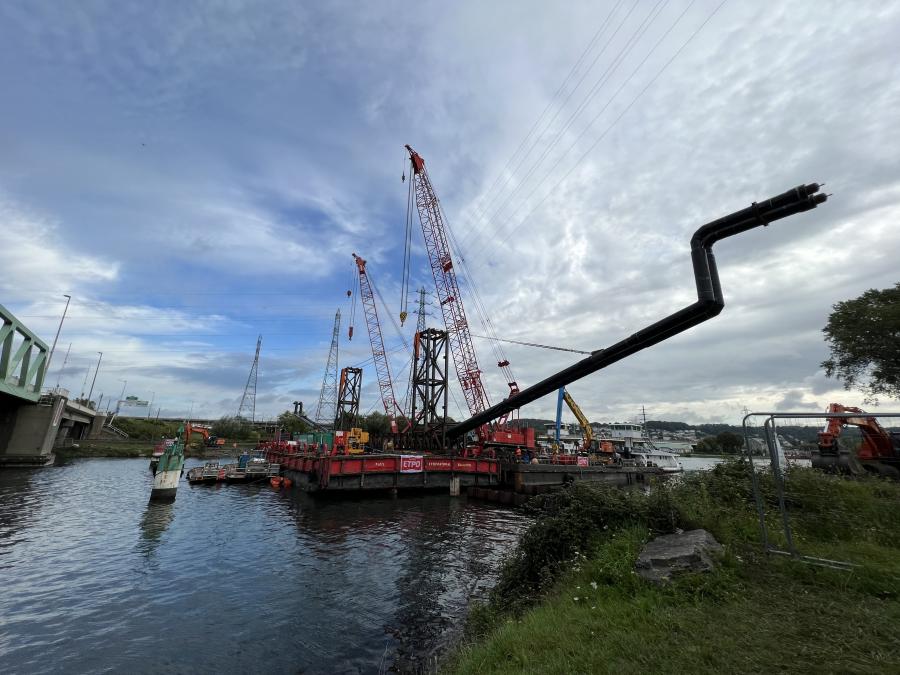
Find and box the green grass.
[449,463,900,674]
[55,440,236,459]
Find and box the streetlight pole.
[188,400,194,421]
[87,351,102,405]
[45,294,71,382]
[147,391,155,419]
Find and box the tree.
[694,432,744,455]
[822,282,900,402]
[212,415,253,440]
[717,431,744,454]
[277,410,309,436]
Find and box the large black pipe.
[449,183,828,440]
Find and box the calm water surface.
[0,458,530,674]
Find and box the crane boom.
[405,145,523,442]
[353,253,401,433]
[405,146,491,434]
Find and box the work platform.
[266,449,500,492]
[265,446,665,497]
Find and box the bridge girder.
[1,304,48,403]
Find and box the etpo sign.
[400,456,424,473]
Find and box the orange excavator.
[814,403,900,478]
[184,424,225,447]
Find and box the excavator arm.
[814,403,900,478]
[562,390,593,451]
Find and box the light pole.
[188,400,194,420]
[147,391,155,419]
[87,351,102,405]
[45,294,71,382]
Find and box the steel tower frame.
[237,334,262,421]
[314,310,341,426]
[335,366,362,430]
[409,328,449,452]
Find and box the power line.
[462,0,629,229]
[483,0,726,256]
[471,334,591,355]
[462,0,669,253]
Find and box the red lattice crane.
[404,145,521,444]
[352,253,402,434]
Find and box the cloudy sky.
[2,1,898,426]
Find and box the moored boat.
[225,455,280,483]
[187,461,224,485]
[631,449,683,473]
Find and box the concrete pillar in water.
[0,396,65,467]
[449,476,460,497]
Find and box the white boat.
[631,449,683,473]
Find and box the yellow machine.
[562,389,593,451]
[345,427,370,454]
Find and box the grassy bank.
[450,463,900,673]
[55,440,238,459]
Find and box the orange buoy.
[270,476,283,488]
[282,478,293,488]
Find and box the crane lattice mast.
[314,310,341,426]
[237,334,262,422]
[405,145,519,440]
[352,253,402,433]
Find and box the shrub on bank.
[472,461,900,628]
[454,462,900,673]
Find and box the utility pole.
[87,351,102,404]
[46,294,71,380]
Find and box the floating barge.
[266,449,499,493]
[263,446,663,496]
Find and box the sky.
[1,0,898,426]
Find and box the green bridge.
[1,303,48,402]
[1,303,106,467]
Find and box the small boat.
[631,449,683,473]
[149,442,167,474]
[225,455,280,483]
[187,462,223,485]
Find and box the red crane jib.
[352,252,402,433]
[405,144,521,443]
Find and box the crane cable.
[470,333,591,355]
[399,157,415,326]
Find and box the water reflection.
[0,459,530,674]
[137,502,175,556]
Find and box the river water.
[0,458,530,674]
